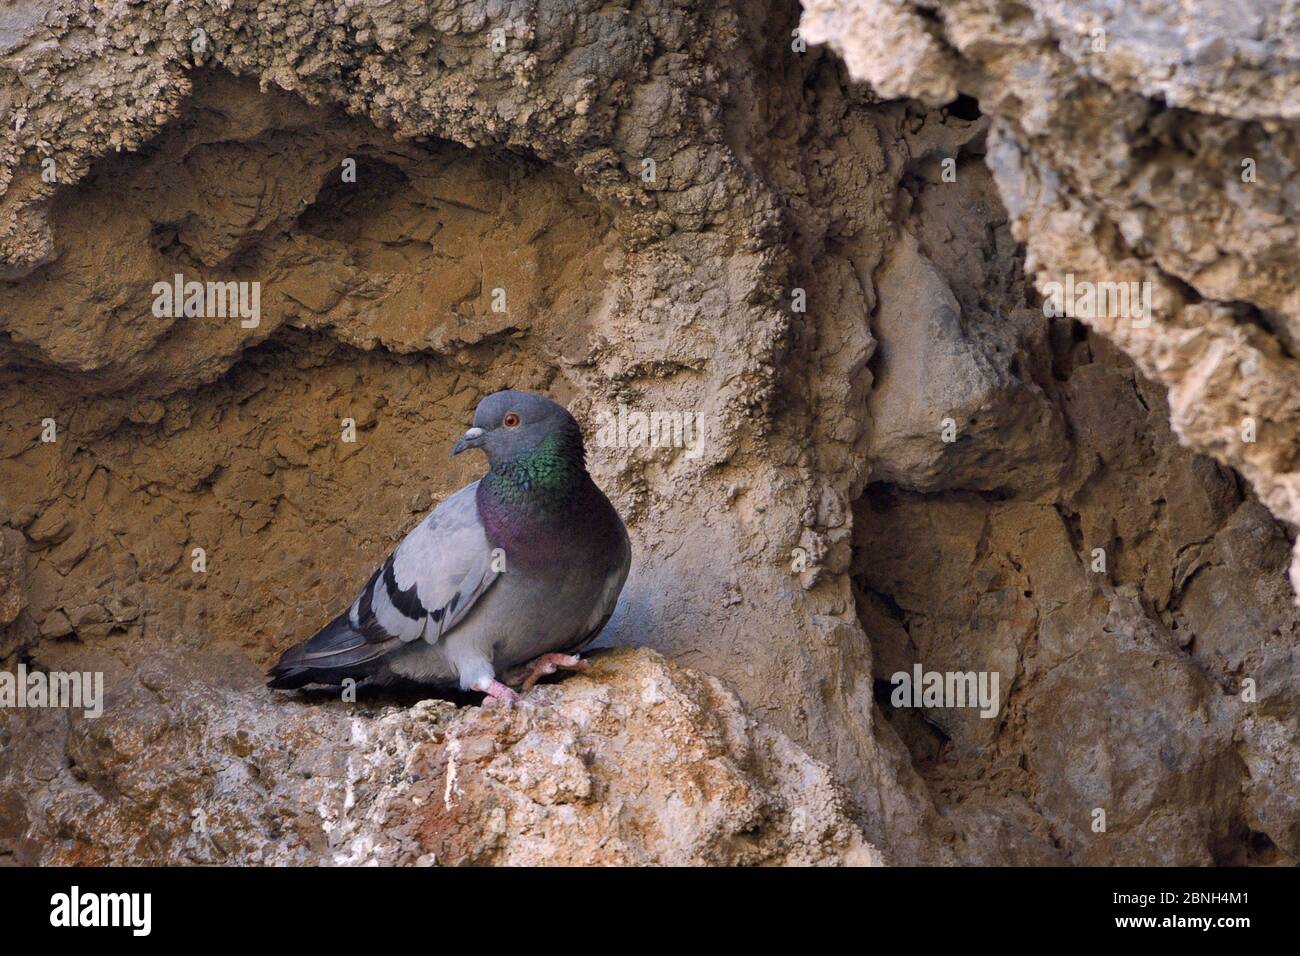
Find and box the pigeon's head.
[452,390,584,469]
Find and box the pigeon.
[268,390,631,704]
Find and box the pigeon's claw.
[515,653,590,692]
[479,679,523,707]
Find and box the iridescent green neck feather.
[476,420,620,568]
[480,426,587,513]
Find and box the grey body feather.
[268,479,631,692]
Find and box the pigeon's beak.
[452,426,486,457]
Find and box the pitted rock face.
[802,0,1300,599]
[1,0,1298,867]
[0,648,879,867]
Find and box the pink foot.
[517,653,590,692]
[478,679,522,707]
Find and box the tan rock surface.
[0,0,1296,865]
[803,0,1300,597]
[0,647,878,866]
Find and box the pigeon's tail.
[267,611,395,689]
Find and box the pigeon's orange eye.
[502,413,521,428]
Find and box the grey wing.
[349,480,500,645]
[267,482,498,688]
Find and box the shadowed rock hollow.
[0,0,1297,865]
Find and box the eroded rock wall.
[0,0,1295,865]
[1,0,939,864]
[2,647,878,866]
[804,0,1300,864]
[802,0,1300,594]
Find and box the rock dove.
[268,390,631,704]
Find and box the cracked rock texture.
[803,0,1300,595]
[0,0,1297,865]
[1,647,877,865]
